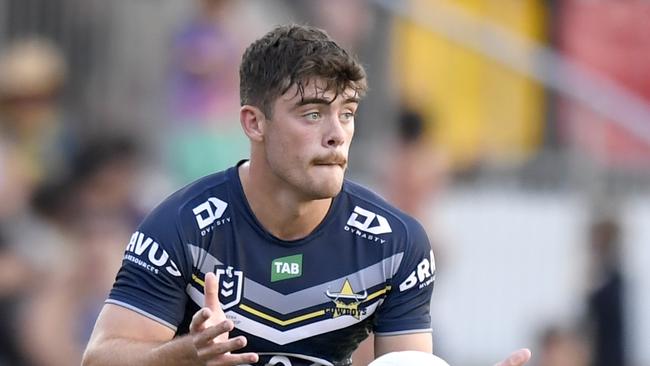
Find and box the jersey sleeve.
[106,198,191,332]
[374,218,435,336]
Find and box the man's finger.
[196,336,248,360]
[189,308,212,333]
[195,321,234,347]
[215,352,260,366]
[494,348,532,366]
[204,272,222,313]
[204,272,229,342]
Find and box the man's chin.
[302,167,345,198]
[306,180,344,200]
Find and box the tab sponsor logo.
[271,254,303,282]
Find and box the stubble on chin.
[305,173,344,199]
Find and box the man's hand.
[189,272,258,365]
[493,349,531,366]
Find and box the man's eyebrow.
[295,96,360,107]
[295,97,331,107]
[341,97,360,105]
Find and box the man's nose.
[324,115,347,147]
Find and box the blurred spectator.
[586,216,627,366]
[299,0,374,52]
[166,0,250,183]
[1,138,140,278]
[69,136,143,228]
[382,107,448,220]
[19,216,128,366]
[536,326,590,366]
[0,230,31,365]
[6,179,76,274]
[0,37,76,187]
[0,133,32,218]
[0,38,78,362]
[14,136,142,366]
[170,0,240,123]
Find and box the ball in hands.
[369,351,451,366]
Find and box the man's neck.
[238,161,332,241]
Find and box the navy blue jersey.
[107,162,435,366]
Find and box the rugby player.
[82,24,531,366]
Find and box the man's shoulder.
[143,167,234,229]
[174,169,231,201]
[340,179,424,238]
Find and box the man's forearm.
[82,334,199,366]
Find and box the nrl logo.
[215,266,244,311]
[325,279,368,319]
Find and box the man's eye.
[341,112,355,121]
[306,112,321,120]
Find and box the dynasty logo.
[193,197,230,236]
[344,206,392,244]
[325,279,368,319]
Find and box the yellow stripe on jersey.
[364,286,391,302]
[193,273,391,327]
[237,286,391,327]
[239,304,326,326]
[192,274,205,287]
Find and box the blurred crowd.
[0,33,138,364]
[0,0,647,365]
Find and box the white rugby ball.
[369,351,451,366]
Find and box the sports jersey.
[107,161,435,366]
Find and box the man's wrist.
[151,335,201,366]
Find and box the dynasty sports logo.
[344,206,392,244]
[193,197,231,236]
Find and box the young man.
[82,25,531,366]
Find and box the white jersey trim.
[374,328,432,337]
[105,299,178,331]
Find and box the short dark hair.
[239,24,367,117]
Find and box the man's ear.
[240,105,266,142]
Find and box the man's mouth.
[313,160,347,167]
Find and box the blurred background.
[0,0,648,365]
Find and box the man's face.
[262,79,358,200]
